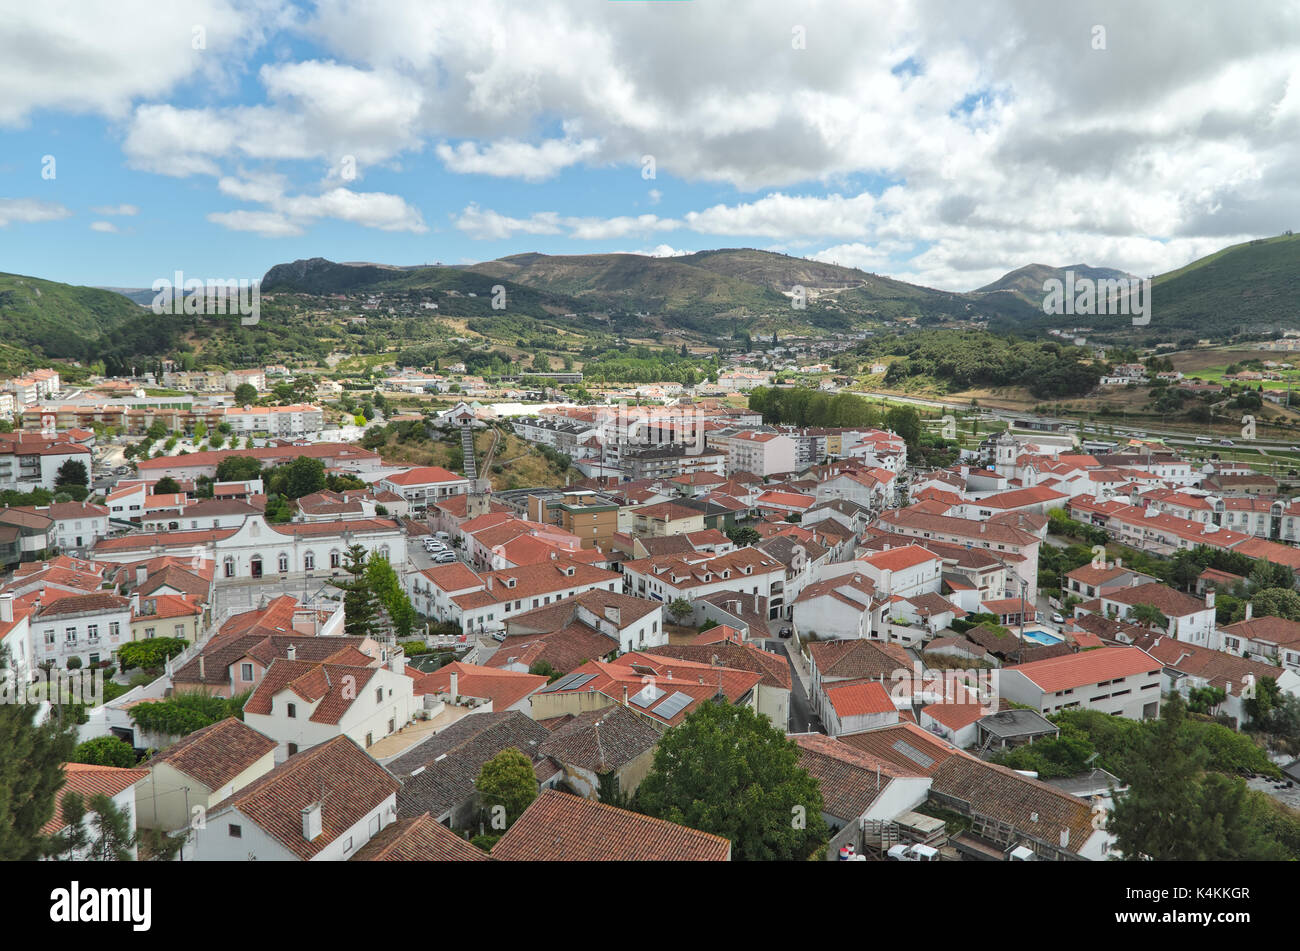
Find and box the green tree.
[475,748,538,830]
[1250,587,1300,622]
[282,455,327,499]
[153,476,182,496]
[331,544,380,637]
[214,455,262,483]
[55,458,89,488]
[635,700,827,861]
[1108,695,1284,860]
[1127,603,1169,631]
[233,382,258,405]
[666,598,694,625]
[46,792,136,861]
[366,552,418,639]
[0,648,77,859]
[72,735,137,768]
[725,525,762,547]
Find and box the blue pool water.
[1019,627,1064,646]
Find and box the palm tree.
[1129,603,1169,632]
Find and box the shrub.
[117,637,189,672]
[71,735,137,768]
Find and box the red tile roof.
[208,735,399,860]
[491,789,731,861]
[41,763,150,835]
[1007,646,1160,693]
[825,679,897,718]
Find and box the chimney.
[622,684,628,705]
[301,802,322,841]
[979,523,986,533]
[199,655,206,680]
[0,594,11,623]
[450,671,459,703]
[291,609,316,635]
[135,565,147,587]
[287,644,297,661]
[1245,601,1253,621]
[1206,590,1215,610]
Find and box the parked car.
[435,551,457,564]
[1051,612,1065,624]
[779,627,793,638]
[491,632,506,642]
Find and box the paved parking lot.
[405,535,471,573]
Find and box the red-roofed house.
[242,650,416,761]
[377,466,471,516]
[1000,647,1162,719]
[822,679,900,737]
[42,763,149,859]
[193,735,400,861]
[410,662,547,715]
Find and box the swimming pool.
[1019,627,1064,646]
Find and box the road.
[766,640,818,734]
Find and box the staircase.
[460,425,478,481]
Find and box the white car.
[1051,612,1065,624]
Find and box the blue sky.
[1,1,1298,291]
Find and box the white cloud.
[89,220,119,233]
[0,197,72,227]
[0,0,283,125]
[90,204,139,216]
[206,209,303,237]
[436,134,601,181]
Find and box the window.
[330,551,341,568]
[304,552,315,570]
[365,732,373,747]
[65,627,77,643]
[287,743,298,755]
[109,622,120,638]
[228,824,242,838]
[375,687,383,704]
[224,557,235,578]
[174,624,185,637]
[241,662,254,682]
[44,630,55,646]
[287,702,297,718]
[87,624,99,641]
[278,553,289,572]
[89,654,100,666]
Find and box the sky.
[2,0,1299,291]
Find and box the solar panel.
[629,684,665,708]
[540,673,583,693]
[565,673,596,690]
[651,691,694,720]
[891,739,935,770]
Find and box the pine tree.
[85,793,136,861]
[330,544,380,637]
[0,648,77,860]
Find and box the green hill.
[975,263,1138,302]
[0,272,143,362]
